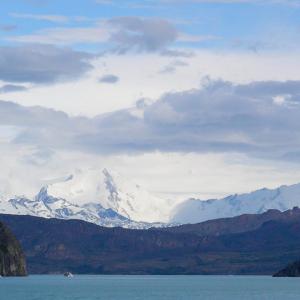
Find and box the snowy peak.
[42,168,173,223]
[171,183,300,224]
[2,190,157,229]
[46,168,104,205]
[0,167,172,228]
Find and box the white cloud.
[10,26,110,45]
[3,77,300,161]
[4,49,300,117]
[2,142,300,200]
[10,13,70,23]
[9,16,201,51]
[2,50,300,199]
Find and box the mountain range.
[0,168,175,229]
[2,167,300,227]
[2,207,300,274]
[172,183,300,224]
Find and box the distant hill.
[0,221,27,276]
[1,208,300,275]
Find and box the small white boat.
[63,272,74,278]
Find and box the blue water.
[0,275,300,300]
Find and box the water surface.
[1,275,299,300]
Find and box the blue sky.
[1,0,300,51]
[2,0,300,199]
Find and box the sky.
[2,0,300,200]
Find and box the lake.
[0,275,299,300]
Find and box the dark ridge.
[1,208,300,275]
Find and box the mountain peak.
[41,167,173,223]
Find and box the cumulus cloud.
[99,74,120,83]
[108,17,178,53]
[0,45,94,84]
[3,78,300,162]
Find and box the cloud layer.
[2,79,300,161]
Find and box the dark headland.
[0,221,27,276]
[273,261,300,277]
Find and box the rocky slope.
[0,221,26,276]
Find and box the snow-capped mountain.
[170,183,300,224]
[45,168,174,223]
[3,193,154,229]
[2,167,300,228]
[0,168,175,229]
